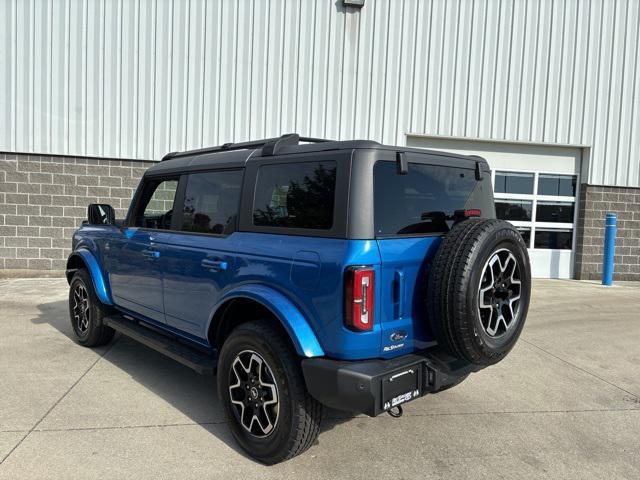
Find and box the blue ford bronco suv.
[66,134,531,464]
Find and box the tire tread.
[427,219,530,365]
[221,321,322,464]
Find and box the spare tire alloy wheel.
[478,249,521,338]
[427,218,531,366]
[228,350,280,438]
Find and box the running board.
[103,315,218,375]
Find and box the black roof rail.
[161,134,331,161]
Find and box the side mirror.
[87,204,116,225]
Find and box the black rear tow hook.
[387,405,403,418]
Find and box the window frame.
[238,151,352,238]
[491,168,580,251]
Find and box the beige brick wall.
[0,153,154,273]
[574,184,640,281]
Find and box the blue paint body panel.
[375,236,442,357]
[68,225,443,360]
[211,284,325,357]
[70,247,114,305]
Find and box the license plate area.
[381,364,421,411]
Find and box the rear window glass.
[253,161,337,230]
[374,161,477,236]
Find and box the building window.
[516,227,532,248]
[537,174,577,196]
[495,200,533,221]
[494,171,534,194]
[536,201,575,223]
[534,229,573,250]
[493,170,577,250]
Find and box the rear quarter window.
[253,161,337,230]
[374,161,479,237]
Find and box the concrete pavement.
[0,278,639,479]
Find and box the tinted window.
[494,171,534,194]
[136,179,178,229]
[181,170,243,235]
[495,200,533,221]
[253,161,337,230]
[374,161,477,236]
[537,174,577,196]
[534,229,573,249]
[536,201,574,223]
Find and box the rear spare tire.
[427,218,531,366]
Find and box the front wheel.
[217,321,322,464]
[68,269,115,347]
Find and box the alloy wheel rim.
[228,350,279,438]
[72,284,90,334]
[478,248,522,338]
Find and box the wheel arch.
[207,285,324,358]
[65,249,113,306]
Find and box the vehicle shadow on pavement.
[32,299,357,462]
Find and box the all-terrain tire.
[217,320,322,464]
[427,218,531,366]
[68,269,116,347]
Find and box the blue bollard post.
[602,212,617,286]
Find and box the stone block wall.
[2,155,640,280]
[0,153,153,273]
[574,184,640,281]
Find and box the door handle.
[141,248,160,259]
[201,259,228,271]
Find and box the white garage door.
[406,136,583,279]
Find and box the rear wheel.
[427,219,531,366]
[217,321,322,464]
[68,269,115,347]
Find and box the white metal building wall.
[0,0,639,187]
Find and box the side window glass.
[181,170,243,235]
[136,179,178,229]
[253,161,337,230]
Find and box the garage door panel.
[406,136,582,279]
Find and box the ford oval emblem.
[390,330,407,342]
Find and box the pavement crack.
[521,338,640,400]
[0,338,119,465]
[30,420,229,434]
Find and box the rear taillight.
[344,267,375,331]
[464,209,482,217]
[453,208,482,221]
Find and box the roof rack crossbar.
[161,133,331,161]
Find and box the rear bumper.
[301,348,481,417]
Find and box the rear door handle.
[141,248,160,259]
[201,259,228,271]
